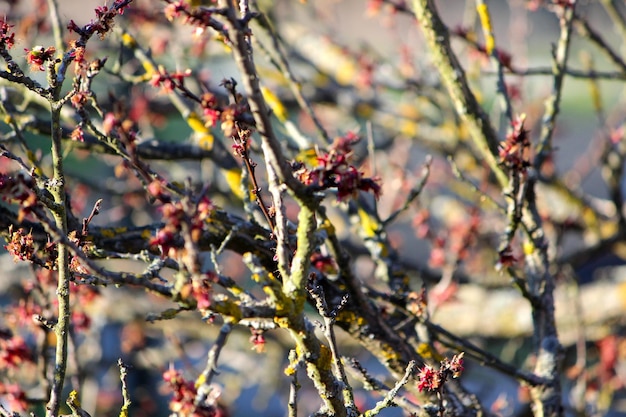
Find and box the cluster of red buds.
[70,56,107,98]
[496,244,518,271]
[219,102,250,138]
[66,0,131,40]
[188,273,217,312]
[4,227,58,272]
[415,207,480,270]
[249,328,266,354]
[204,80,251,138]
[0,336,32,369]
[164,1,192,22]
[416,352,465,393]
[201,92,220,128]
[294,132,381,201]
[150,196,214,258]
[310,253,338,276]
[4,227,35,263]
[102,109,139,154]
[162,368,204,416]
[499,115,530,172]
[162,368,224,417]
[0,173,39,222]
[163,0,221,36]
[0,19,15,49]
[151,66,192,94]
[24,45,56,72]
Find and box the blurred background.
[1,1,626,416]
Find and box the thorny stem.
[425,320,545,386]
[228,111,275,231]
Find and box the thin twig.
[217,0,309,199]
[384,155,432,226]
[534,2,577,170]
[195,323,232,407]
[411,0,508,189]
[309,283,357,414]
[345,358,422,415]
[287,350,301,417]
[476,0,514,124]
[118,359,132,417]
[46,0,64,52]
[251,3,332,146]
[363,360,417,417]
[574,15,626,74]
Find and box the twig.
[265,152,291,279]
[600,0,626,40]
[223,81,275,231]
[30,205,174,298]
[345,358,421,415]
[308,283,357,414]
[534,2,577,171]
[66,390,92,417]
[363,360,417,417]
[574,15,626,74]
[367,287,545,386]
[425,320,545,386]
[195,323,232,407]
[46,0,63,52]
[411,0,508,189]
[217,0,308,199]
[383,155,432,226]
[476,0,514,124]
[251,3,332,146]
[488,66,626,80]
[0,406,19,417]
[46,54,73,417]
[287,350,302,417]
[118,359,131,417]
[448,156,506,213]
[81,199,103,237]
